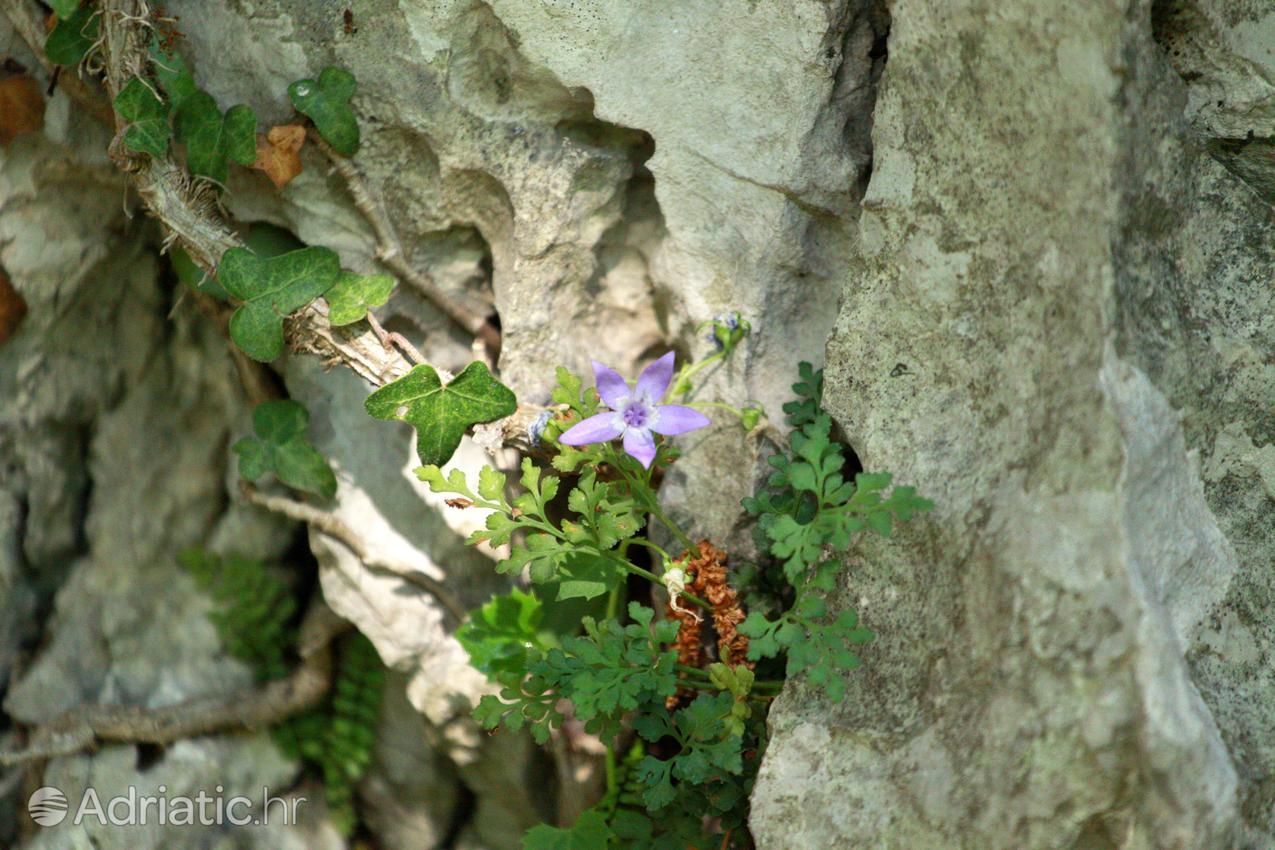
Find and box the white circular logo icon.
[28,786,69,826]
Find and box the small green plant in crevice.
[179,548,297,681]
[274,632,384,837]
[181,549,385,837]
[739,365,933,702]
[425,322,933,849]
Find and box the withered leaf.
[251,123,305,189]
[0,76,44,148]
[0,267,29,345]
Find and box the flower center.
[621,400,650,428]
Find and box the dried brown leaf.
[0,267,29,345]
[0,76,45,148]
[251,123,305,189]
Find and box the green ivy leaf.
[149,43,198,112]
[48,0,80,18]
[174,91,257,184]
[217,246,341,361]
[289,67,359,156]
[232,400,336,499]
[114,78,170,157]
[364,361,517,467]
[325,271,395,326]
[45,6,98,66]
[173,224,306,301]
[522,809,613,850]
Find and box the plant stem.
[648,502,695,552]
[604,742,618,802]
[606,582,623,621]
[672,351,725,398]
[621,537,673,564]
[676,664,715,679]
[674,664,785,692]
[601,445,696,552]
[620,560,712,611]
[687,400,747,418]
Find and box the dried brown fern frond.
[664,539,753,709]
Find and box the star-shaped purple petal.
[559,352,710,468]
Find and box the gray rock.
[283,356,546,848]
[7,0,1274,847]
[751,2,1275,848]
[358,672,461,850]
[1154,1,1275,203]
[0,69,309,846]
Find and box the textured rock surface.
[5,0,1273,848]
[0,31,306,847]
[7,0,883,843]
[357,671,462,850]
[285,357,550,846]
[164,0,885,548]
[1153,0,1275,203]
[751,1,1275,848]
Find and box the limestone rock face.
[160,0,885,551]
[1153,0,1275,203]
[0,35,303,847]
[750,2,1275,848]
[4,0,1273,847]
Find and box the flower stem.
[671,351,726,398]
[686,400,745,416]
[648,502,695,552]
[676,664,715,679]
[602,444,696,552]
[622,537,673,564]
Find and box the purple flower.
[559,352,710,469]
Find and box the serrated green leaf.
[457,589,549,679]
[550,365,593,414]
[289,66,359,155]
[477,465,507,503]
[174,91,258,184]
[610,810,654,842]
[635,756,676,810]
[555,579,610,602]
[45,6,98,65]
[233,400,336,498]
[49,0,80,16]
[522,809,613,850]
[325,271,395,326]
[496,532,564,580]
[114,77,170,157]
[364,361,517,467]
[218,245,340,361]
[148,43,198,112]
